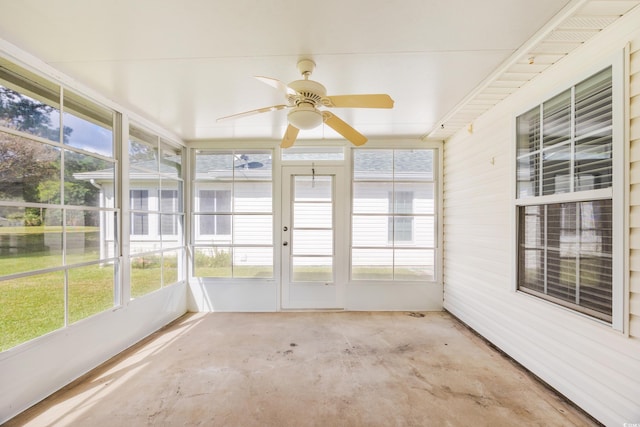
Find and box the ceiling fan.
[217,59,394,148]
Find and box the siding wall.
[629,31,640,339]
[443,7,640,426]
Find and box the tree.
[0,86,72,225]
[0,132,59,204]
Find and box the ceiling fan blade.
[280,124,299,148]
[216,104,288,122]
[322,112,367,146]
[326,94,394,109]
[255,76,297,96]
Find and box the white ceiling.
[0,0,632,143]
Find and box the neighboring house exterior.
[2,3,640,426]
[79,151,436,274]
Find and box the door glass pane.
[292,256,332,282]
[293,230,333,256]
[294,202,332,228]
[294,176,331,200]
[291,175,333,282]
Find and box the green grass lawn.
[0,253,177,352]
[2,243,431,352]
[0,226,102,275]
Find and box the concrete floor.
[7,312,598,427]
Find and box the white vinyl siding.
[130,189,149,235]
[198,189,231,236]
[351,149,436,282]
[443,13,640,424]
[160,189,179,236]
[192,150,274,278]
[628,33,640,339]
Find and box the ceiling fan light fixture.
[287,104,323,130]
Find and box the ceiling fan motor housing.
[286,78,327,129]
[288,79,327,106]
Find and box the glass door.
[281,166,345,309]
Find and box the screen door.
[281,166,345,309]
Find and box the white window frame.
[351,147,438,283]
[513,52,624,331]
[130,189,149,236]
[191,148,274,280]
[197,189,232,237]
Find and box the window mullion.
[231,159,235,278]
[543,205,548,295]
[575,202,581,305]
[391,150,395,279]
[539,105,544,196]
[570,85,576,193]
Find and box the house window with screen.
[130,189,149,235]
[388,191,414,242]
[160,189,178,235]
[192,150,273,279]
[199,190,231,235]
[515,66,617,323]
[128,125,186,299]
[352,149,436,281]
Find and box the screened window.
[131,190,149,235]
[1,61,119,351]
[192,150,273,279]
[160,189,178,235]
[199,190,231,235]
[517,67,613,198]
[352,149,436,281]
[515,66,616,323]
[128,125,185,299]
[388,191,414,242]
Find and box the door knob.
[283,241,288,246]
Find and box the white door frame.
[280,165,347,309]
